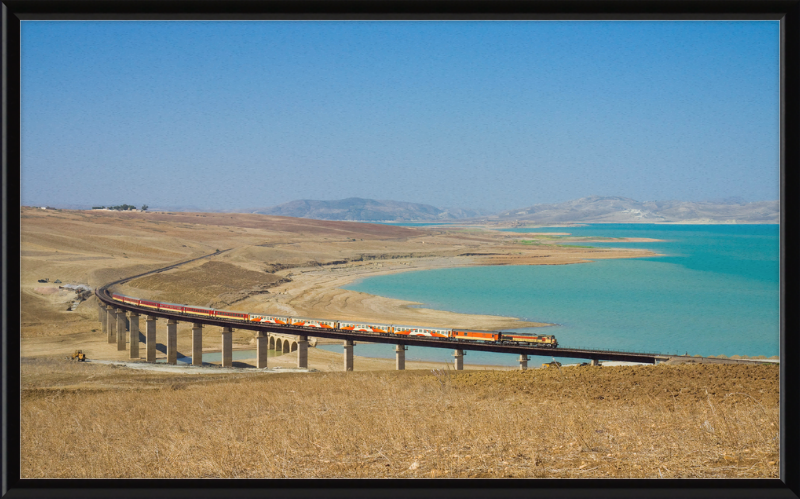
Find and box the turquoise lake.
[319,224,780,368]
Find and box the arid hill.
[495,196,779,224]
[251,197,490,221]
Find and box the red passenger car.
[216,310,249,321]
[185,306,215,317]
[139,300,159,310]
[159,302,185,314]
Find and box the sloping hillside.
[253,198,488,221]
[497,196,779,223]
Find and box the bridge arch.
[269,336,275,349]
[290,341,297,352]
[283,341,290,354]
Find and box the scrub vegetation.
[21,358,779,478]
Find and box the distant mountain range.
[28,195,779,224]
[249,198,492,222]
[250,196,779,223]
[493,196,779,224]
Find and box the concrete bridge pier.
[454,349,464,371]
[256,331,268,369]
[128,312,140,359]
[167,319,178,365]
[297,336,308,369]
[221,327,233,367]
[343,340,354,371]
[519,355,528,371]
[591,359,600,366]
[100,303,107,335]
[106,305,116,344]
[192,323,203,366]
[116,309,127,351]
[145,316,157,362]
[396,345,406,370]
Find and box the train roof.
[392,324,452,330]
[215,308,249,314]
[158,301,187,307]
[339,320,394,327]
[452,328,501,334]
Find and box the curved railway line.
[95,249,672,365]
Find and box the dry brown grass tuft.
[21,362,779,478]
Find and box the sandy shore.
[251,256,550,330]
[233,247,656,332]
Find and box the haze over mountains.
[494,196,780,224]
[249,198,492,222]
[249,196,779,224]
[33,196,779,223]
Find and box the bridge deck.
[97,289,662,364]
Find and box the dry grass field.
[19,207,780,479]
[21,357,779,478]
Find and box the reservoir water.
[320,224,779,368]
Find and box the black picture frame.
[2,2,797,499]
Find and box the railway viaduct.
[95,300,314,370]
[94,296,425,371]
[90,250,777,372]
[95,288,675,372]
[92,248,678,372]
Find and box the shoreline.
[234,245,659,333]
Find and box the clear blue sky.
[21,21,779,212]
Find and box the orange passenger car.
[290,318,338,329]
[393,326,451,337]
[250,315,292,324]
[338,322,393,334]
[451,329,502,342]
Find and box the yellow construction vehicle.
[68,350,86,361]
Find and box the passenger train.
[110,292,558,347]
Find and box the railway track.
[100,248,233,290]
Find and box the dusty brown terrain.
[20,357,779,478]
[20,207,779,479]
